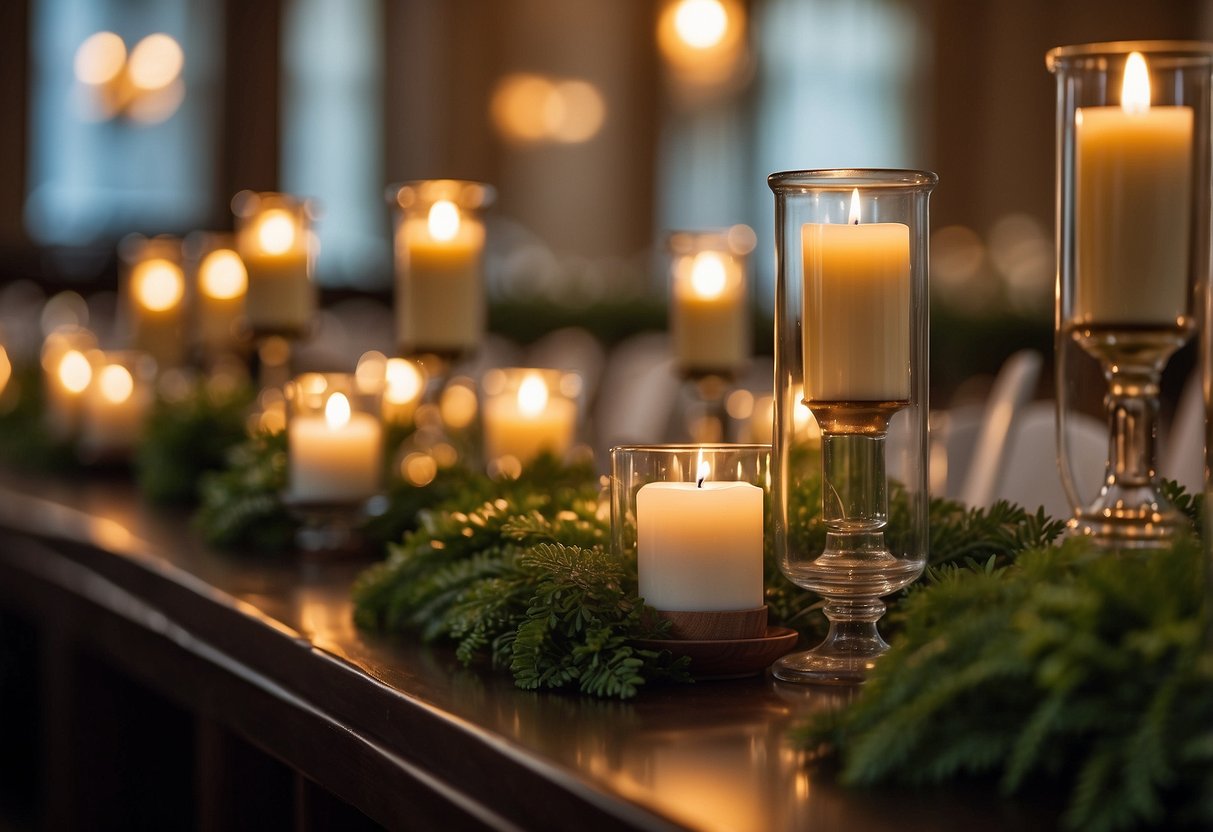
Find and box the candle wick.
[697,475,704,488]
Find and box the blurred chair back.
[594,332,679,460]
[1161,369,1204,494]
[958,349,1043,508]
[998,400,1104,519]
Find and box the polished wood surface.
[0,471,1056,831]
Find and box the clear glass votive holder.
[387,179,495,363]
[611,444,771,641]
[283,372,384,553]
[769,169,934,684]
[668,228,753,381]
[1047,41,1213,546]
[482,367,579,478]
[120,234,188,371]
[41,326,98,441]
[79,350,157,463]
[185,231,249,362]
[233,191,316,341]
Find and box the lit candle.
[195,245,248,355]
[482,370,576,466]
[1074,51,1193,325]
[42,329,96,439]
[82,355,152,455]
[288,391,382,503]
[801,189,910,402]
[128,255,186,368]
[671,248,748,374]
[237,197,315,336]
[636,455,764,611]
[396,199,485,354]
[381,358,426,426]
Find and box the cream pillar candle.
[482,371,576,465]
[801,190,910,402]
[636,458,764,612]
[288,391,382,503]
[381,358,425,426]
[129,256,187,368]
[1074,51,1193,325]
[82,358,151,454]
[44,345,94,439]
[672,249,748,374]
[239,202,315,336]
[396,200,485,354]
[196,247,248,354]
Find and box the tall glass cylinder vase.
[668,227,754,442]
[388,180,494,379]
[233,191,317,392]
[1047,42,1213,546]
[769,169,934,684]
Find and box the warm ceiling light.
[74,31,127,86]
[490,73,606,145]
[127,33,184,91]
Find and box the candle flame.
[324,392,351,430]
[1122,51,1151,114]
[689,251,728,299]
[848,189,861,225]
[517,372,548,417]
[199,249,248,300]
[696,452,710,488]
[428,200,461,242]
[133,259,185,312]
[98,364,134,404]
[257,209,297,255]
[58,350,93,394]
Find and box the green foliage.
[135,382,253,504]
[193,431,297,553]
[797,534,1213,832]
[352,467,690,698]
[0,366,79,471]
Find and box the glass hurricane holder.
[119,234,188,371]
[668,230,753,441]
[610,445,779,642]
[185,231,250,366]
[388,179,495,381]
[481,367,579,478]
[233,191,317,392]
[78,350,157,464]
[1047,42,1213,546]
[769,169,934,685]
[41,326,99,441]
[283,373,384,554]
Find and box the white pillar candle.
[129,256,187,368]
[241,207,314,335]
[396,200,485,354]
[483,371,576,465]
[196,247,248,354]
[636,459,764,612]
[801,190,910,402]
[82,360,151,454]
[1074,51,1193,325]
[288,392,382,503]
[672,250,748,374]
[44,347,93,439]
[381,358,425,426]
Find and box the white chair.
[1161,370,1204,494]
[997,401,1105,519]
[594,333,680,459]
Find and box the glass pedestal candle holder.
[668,228,754,442]
[388,180,494,365]
[769,169,934,685]
[233,191,317,392]
[481,368,579,478]
[283,373,384,554]
[120,234,188,371]
[1047,42,1213,547]
[611,444,796,677]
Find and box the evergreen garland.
[193,430,297,553]
[798,534,1213,832]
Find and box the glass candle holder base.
[1069,488,1187,548]
[771,600,889,685]
[284,498,369,557]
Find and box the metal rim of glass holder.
[768,169,934,684]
